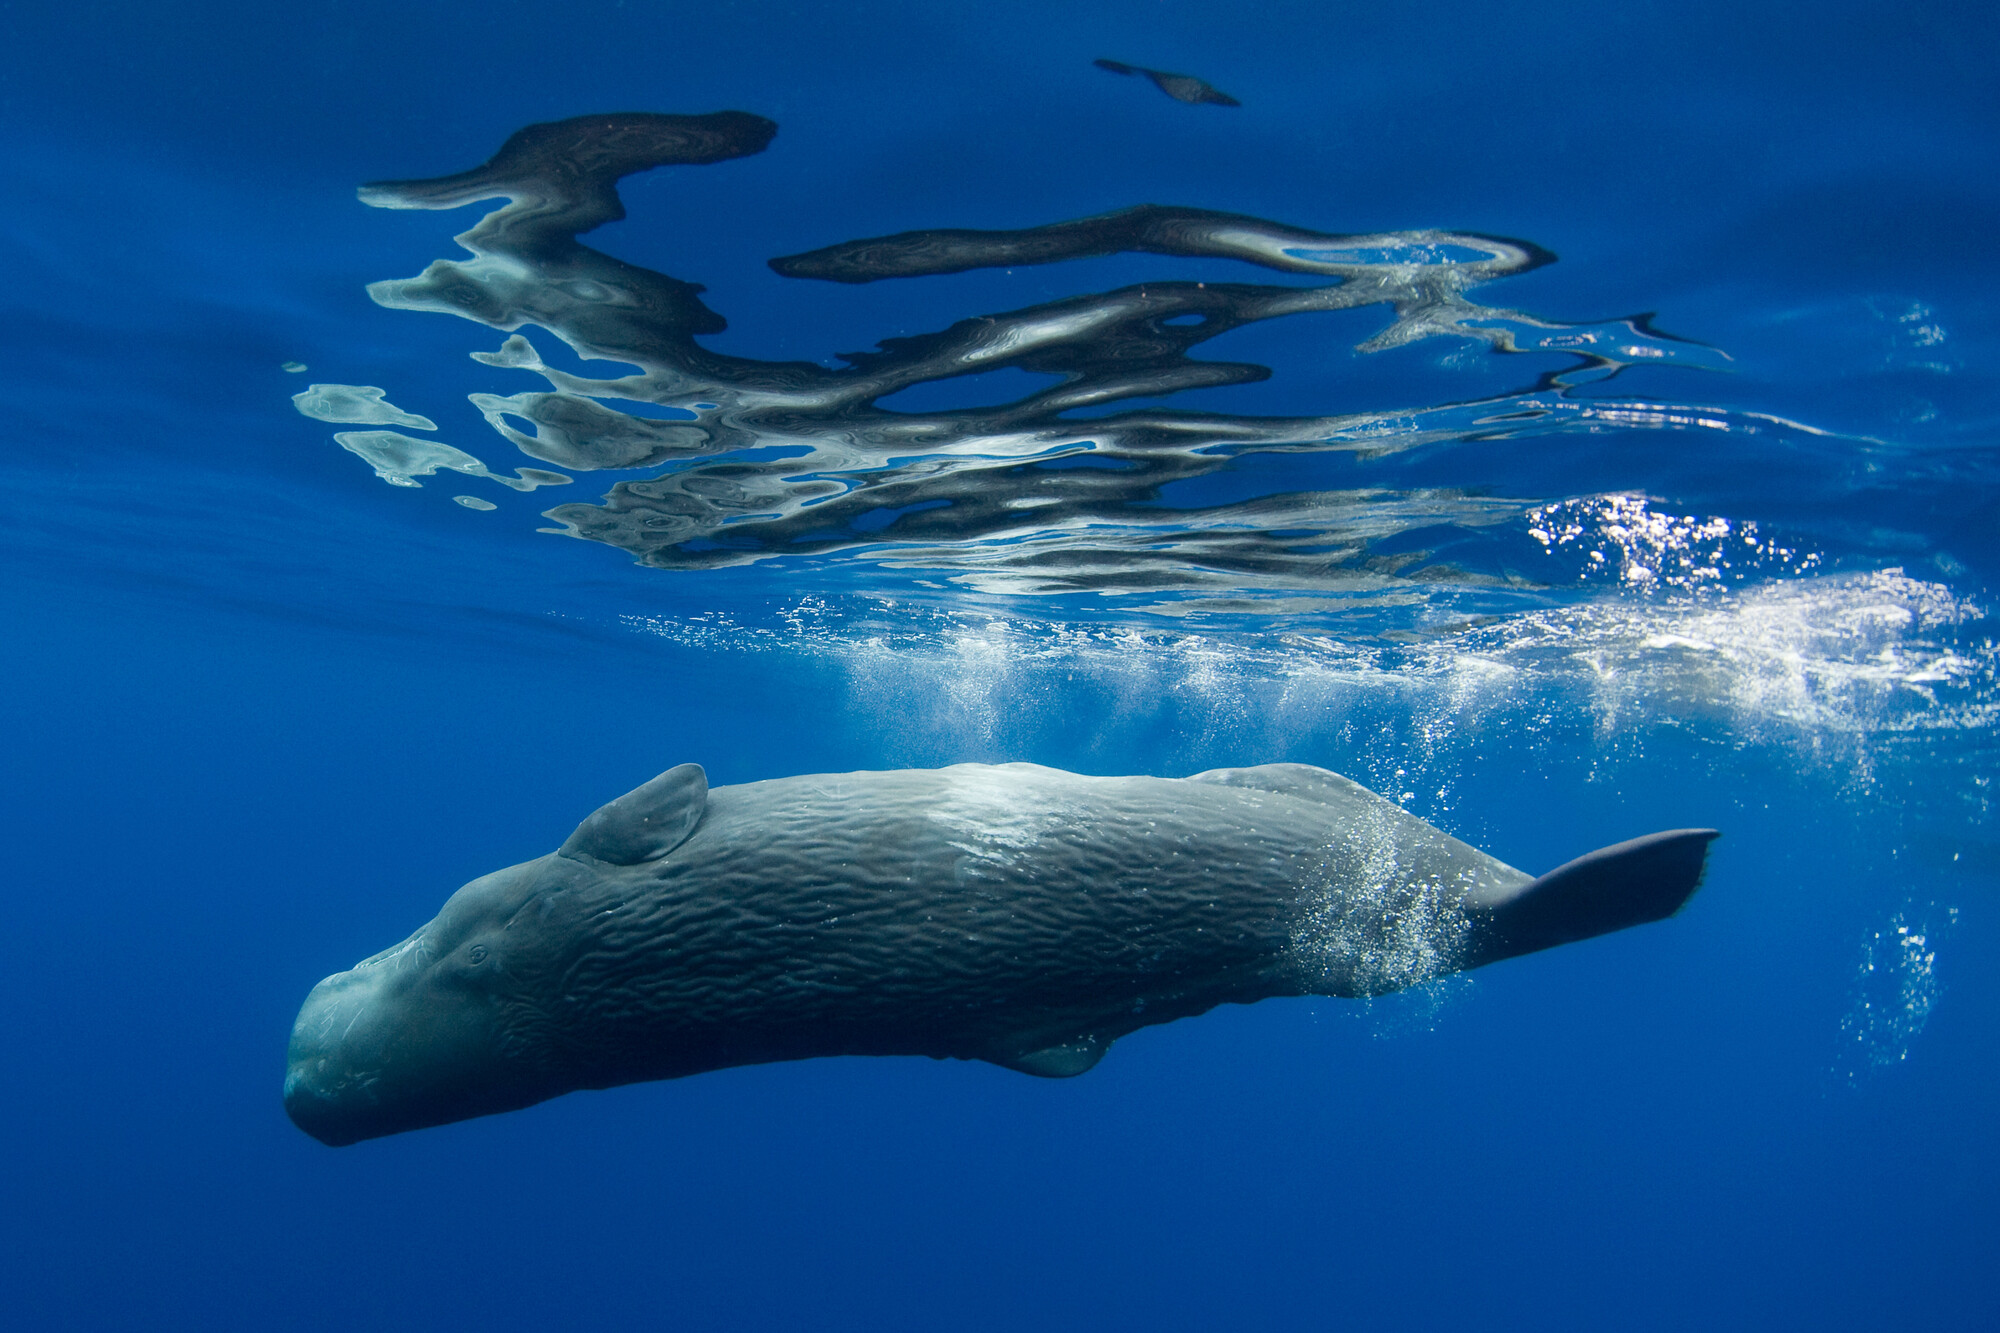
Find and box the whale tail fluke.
[1465,829,1718,968]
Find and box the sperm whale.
[284,761,1715,1145]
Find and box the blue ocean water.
[2,1,1996,1327]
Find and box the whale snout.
[284,965,412,1146]
[282,1065,366,1147]
[284,941,532,1147]
[285,860,576,1145]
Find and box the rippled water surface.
[2,2,1996,1330]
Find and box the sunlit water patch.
[1527,493,1823,593]
[622,569,1992,767]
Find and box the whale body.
[284,762,1715,1145]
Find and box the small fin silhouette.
[1094,58,1241,107]
[991,1035,1111,1077]
[1464,829,1719,967]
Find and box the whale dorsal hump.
[559,763,708,866]
[1186,763,1383,809]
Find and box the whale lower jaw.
[285,1062,567,1147]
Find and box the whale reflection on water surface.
[353,112,1727,605]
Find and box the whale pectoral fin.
[990,1035,1111,1078]
[559,763,708,866]
[1464,828,1720,968]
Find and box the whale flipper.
[1464,829,1718,968]
[991,1036,1111,1078]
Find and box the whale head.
[282,856,576,1145]
[283,764,709,1146]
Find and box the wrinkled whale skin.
[285,762,1715,1145]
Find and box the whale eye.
[468,945,488,964]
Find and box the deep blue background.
[2,2,1996,1329]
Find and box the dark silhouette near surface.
[1095,57,1242,106]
